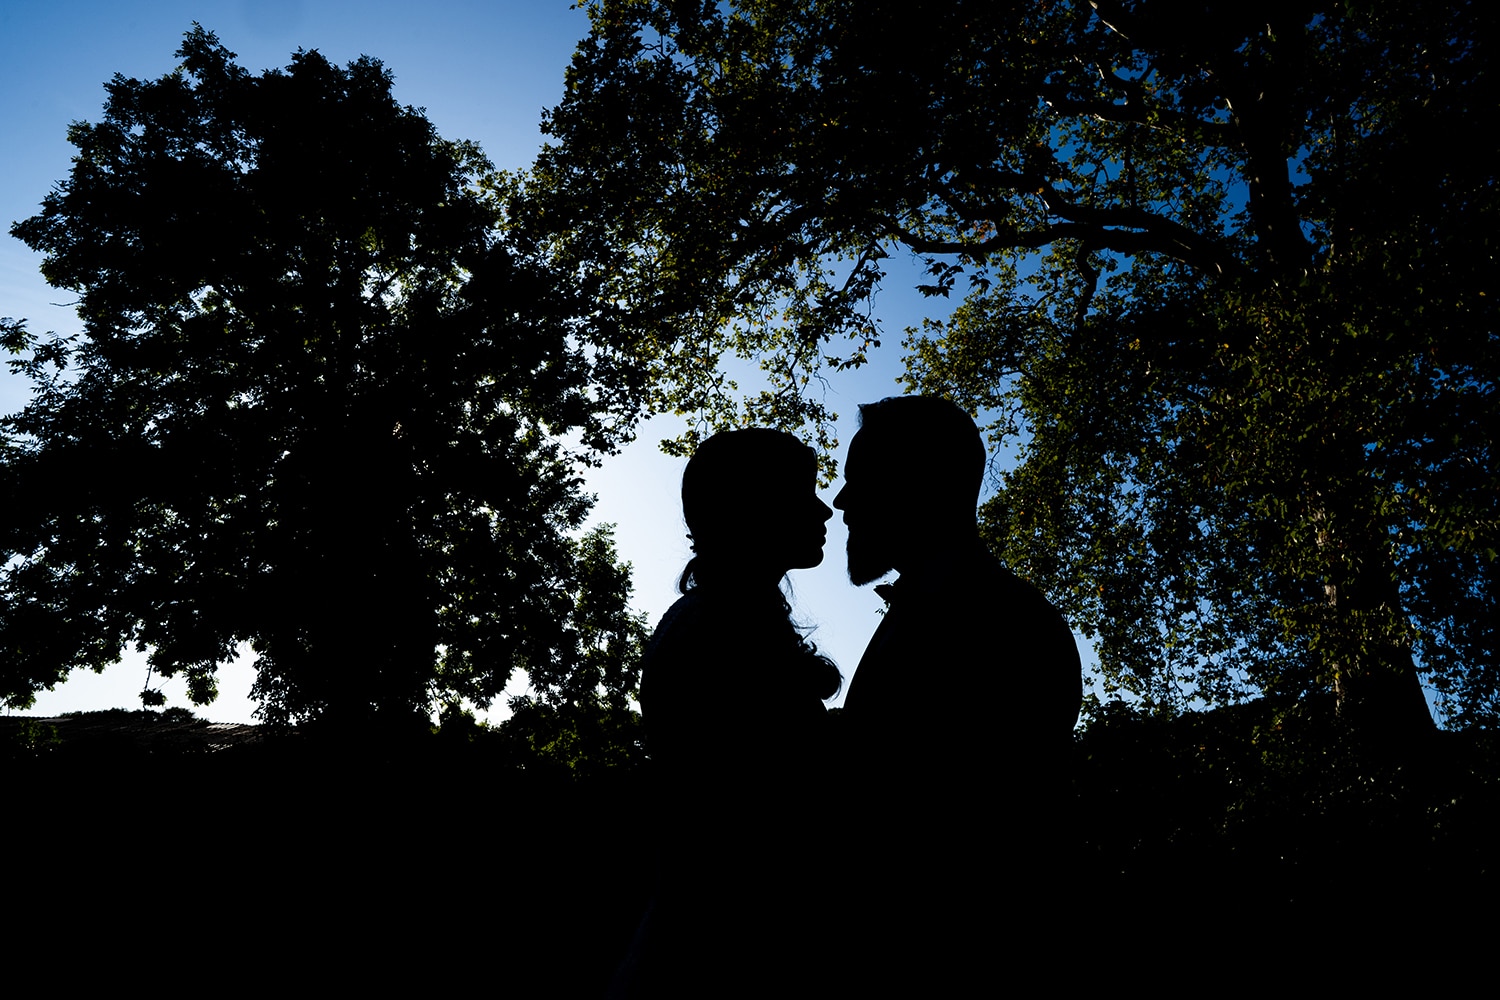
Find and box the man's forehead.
[844,429,894,478]
[844,430,867,470]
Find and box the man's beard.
[846,527,893,586]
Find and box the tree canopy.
[517,1,1498,730]
[2,27,645,729]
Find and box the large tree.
[515,1,1498,731]
[1,27,644,729]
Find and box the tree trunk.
[1319,536,1436,740]
[1330,637,1435,739]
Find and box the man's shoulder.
[895,550,1080,676]
[904,549,1052,614]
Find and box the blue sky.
[2,0,1006,721]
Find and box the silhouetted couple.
[613,396,1082,997]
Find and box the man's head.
[833,395,985,585]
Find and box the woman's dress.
[612,583,832,997]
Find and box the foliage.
[518,1,1499,729]
[1073,699,1500,906]
[518,514,651,713]
[3,717,62,760]
[491,697,646,779]
[1,27,644,728]
[486,525,649,778]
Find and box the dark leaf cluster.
[2,27,646,728]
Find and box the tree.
[515,1,1498,732]
[2,27,644,730]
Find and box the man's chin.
[846,541,892,587]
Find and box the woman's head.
[679,429,832,592]
[678,429,843,699]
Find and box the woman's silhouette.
[611,429,839,997]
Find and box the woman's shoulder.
[646,589,721,650]
[641,586,788,695]
[647,586,783,645]
[642,590,721,685]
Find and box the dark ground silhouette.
[5,712,646,994]
[8,699,1494,989]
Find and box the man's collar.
[876,541,993,604]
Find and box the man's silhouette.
[833,395,1081,983]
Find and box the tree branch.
[895,196,1247,279]
[1042,186,1244,275]
[1041,89,1237,148]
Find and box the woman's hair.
[676,428,841,699]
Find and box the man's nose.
[833,484,848,510]
[817,498,833,522]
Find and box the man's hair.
[856,395,985,508]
